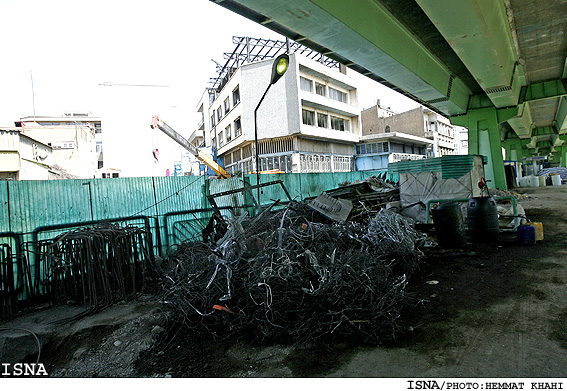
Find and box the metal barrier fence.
[0,171,394,314]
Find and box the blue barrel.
[431,201,467,248]
[518,224,536,245]
[467,197,499,242]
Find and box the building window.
[317,113,328,128]
[211,114,216,127]
[217,107,222,122]
[329,87,347,103]
[112,173,119,178]
[233,86,240,105]
[212,137,216,149]
[302,109,315,126]
[96,141,103,153]
[224,97,230,116]
[385,125,391,133]
[356,143,387,155]
[218,131,224,147]
[225,124,231,143]
[330,116,348,131]
[391,142,404,153]
[300,77,313,93]
[95,123,102,133]
[98,161,103,169]
[234,117,242,137]
[315,83,326,96]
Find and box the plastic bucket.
[431,202,467,248]
[530,176,539,187]
[551,174,562,186]
[467,197,499,242]
[538,175,546,187]
[519,177,531,187]
[518,224,536,245]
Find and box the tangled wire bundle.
[163,203,425,345]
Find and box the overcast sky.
[0,0,419,130]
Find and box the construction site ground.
[1,184,567,379]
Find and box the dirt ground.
[1,184,566,378]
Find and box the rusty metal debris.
[161,188,425,345]
[23,223,155,318]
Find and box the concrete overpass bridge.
[212,0,567,189]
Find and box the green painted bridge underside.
[213,0,567,189]
[216,0,472,115]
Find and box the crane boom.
[151,115,230,178]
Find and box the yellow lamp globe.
[276,57,289,75]
[270,53,290,85]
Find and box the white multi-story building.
[454,126,470,155]
[193,42,361,174]
[423,108,457,157]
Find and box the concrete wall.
[0,130,52,180]
[240,57,295,143]
[361,106,426,138]
[22,125,98,178]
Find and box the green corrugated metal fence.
[389,155,486,179]
[1,171,396,248]
[0,170,395,307]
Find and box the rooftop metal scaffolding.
[209,36,340,92]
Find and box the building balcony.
[300,124,359,143]
[438,139,456,149]
[188,129,204,145]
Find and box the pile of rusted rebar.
[34,223,155,313]
[162,202,425,345]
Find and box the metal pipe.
[0,232,23,314]
[254,83,273,205]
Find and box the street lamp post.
[253,53,289,206]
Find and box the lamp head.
[270,54,289,85]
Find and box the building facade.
[195,52,361,174]
[355,132,432,171]
[361,104,459,158]
[17,113,102,178]
[0,129,53,180]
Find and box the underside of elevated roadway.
[212,0,567,190]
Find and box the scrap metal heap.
[27,224,155,318]
[161,180,426,345]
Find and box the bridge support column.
[451,107,507,190]
[503,138,532,163]
[558,145,567,167]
